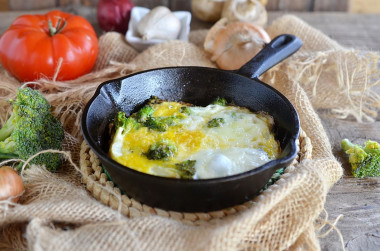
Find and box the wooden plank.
[0,0,9,11]
[268,12,380,51]
[133,0,170,9]
[349,0,380,13]
[81,0,98,7]
[313,0,348,11]
[266,0,279,11]
[8,0,56,10]
[266,0,313,11]
[170,0,191,11]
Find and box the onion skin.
[221,0,268,27]
[208,21,271,70]
[0,166,24,203]
[191,0,225,22]
[97,0,134,34]
[203,18,271,70]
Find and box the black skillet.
[82,34,303,212]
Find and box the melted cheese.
[109,101,280,179]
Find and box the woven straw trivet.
[79,129,312,225]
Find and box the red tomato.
[0,10,99,82]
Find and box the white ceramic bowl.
[126,6,192,52]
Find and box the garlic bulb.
[191,0,225,22]
[221,0,268,27]
[137,6,181,40]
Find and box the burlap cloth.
[1,15,379,250]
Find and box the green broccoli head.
[174,160,196,179]
[0,87,65,171]
[144,116,180,132]
[354,154,380,178]
[207,118,225,128]
[134,105,154,123]
[211,97,227,106]
[114,112,140,133]
[341,138,380,178]
[146,140,177,160]
[364,140,380,154]
[10,87,51,115]
[180,106,191,115]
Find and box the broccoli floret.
[174,160,196,179]
[114,111,140,133]
[134,105,154,123]
[180,106,191,115]
[207,118,225,128]
[363,140,380,154]
[341,138,380,178]
[109,112,140,159]
[144,117,168,132]
[144,116,180,132]
[211,97,227,106]
[262,168,285,190]
[0,87,64,171]
[146,140,177,160]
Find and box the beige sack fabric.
[1,14,379,250]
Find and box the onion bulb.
[221,0,268,27]
[191,0,225,22]
[97,0,134,34]
[204,18,229,53]
[0,166,24,203]
[204,20,270,70]
[137,6,181,40]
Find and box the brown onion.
[0,166,24,203]
[205,20,270,70]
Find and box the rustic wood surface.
[6,0,380,12]
[2,0,380,13]
[0,6,379,251]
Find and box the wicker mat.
[79,129,312,226]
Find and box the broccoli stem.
[0,153,19,159]
[0,112,16,141]
[341,138,357,152]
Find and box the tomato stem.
[48,17,66,36]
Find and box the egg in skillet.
[109,97,281,179]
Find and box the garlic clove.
[222,0,268,27]
[210,22,270,70]
[137,6,181,41]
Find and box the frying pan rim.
[81,65,300,185]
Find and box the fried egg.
[109,99,281,179]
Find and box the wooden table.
[0,7,379,251]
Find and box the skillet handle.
[237,34,302,79]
